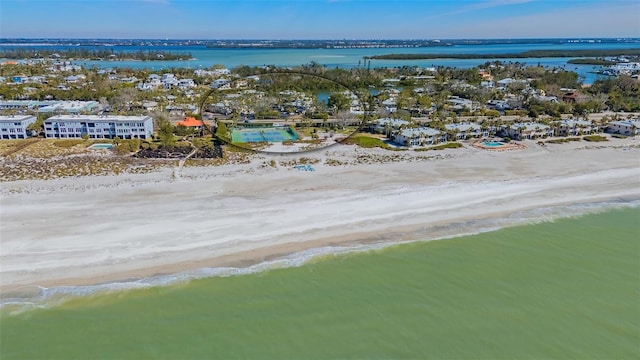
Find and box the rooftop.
[177,117,204,127]
[0,114,36,122]
[45,114,152,122]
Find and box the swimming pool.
[482,141,505,147]
[231,127,298,143]
[88,143,114,150]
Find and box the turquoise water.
[88,143,114,149]
[1,205,639,359]
[5,41,636,83]
[483,141,505,147]
[231,127,298,143]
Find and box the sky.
[1,0,639,39]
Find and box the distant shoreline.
[365,48,640,60]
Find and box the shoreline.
[1,139,639,294]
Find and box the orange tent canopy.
[177,117,204,127]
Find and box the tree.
[336,110,354,130]
[215,121,229,140]
[327,93,350,112]
[156,117,175,147]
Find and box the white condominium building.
[0,115,37,139]
[44,115,154,140]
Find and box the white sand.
[1,138,639,290]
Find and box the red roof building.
[177,117,204,127]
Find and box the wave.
[2,199,639,314]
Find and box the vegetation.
[155,117,176,147]
[215,121,230,141]
[611,134,627,139]
[430,142,463,150]
[567,58,615,65]
[583,135,608,142]
[413,142,463,151]
[365,48,640,60]
[0,48,192,61]
[53,139,86,148]
[342,135,400,150]
[546,137,582,144]
[587,76,640,112]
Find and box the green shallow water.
[2,208,639,359]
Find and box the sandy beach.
[1,138,639,292]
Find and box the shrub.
[414,142,463,151]
[53,139,85,148]
[342,136,401,150]
[583,135,608,142]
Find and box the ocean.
[3,40,639,83]
[1,205,638,359]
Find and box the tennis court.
[230,127,298,143]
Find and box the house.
[382,78,401,87]
[503,122,554,140]
[561,92,585,103]
[211,78,231,89]
[447,96,475,112]
[486,99,510,111]
[381,98,397,113]
[162,74,179,89]
[64,75,82,83]
[178,78,196,89]
[176,116,204,129]
[496,77,528,90]
[370,118,410,134]
[480,80,495,89]
[207,102,232,115]
[142,101,158,112]
[532,94,558,103]
[11,75,27,84]
[606,119,640,136]
[0,115,37,139]
[444,122,487,139]
[557,119,594,136]
[44,114,153,140]
[165,105,185,117]
[393,127,445,147]
[120,76,138,84]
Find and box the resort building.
[444,122,488,139]
[44,115,153,140]
[606,119,640,136]
[556,119,595,136]
[503,122,554,140]
[0,115,37,139]
[370,118,410,135]
[393,127,444,147]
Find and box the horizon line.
[2,37,640,41]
